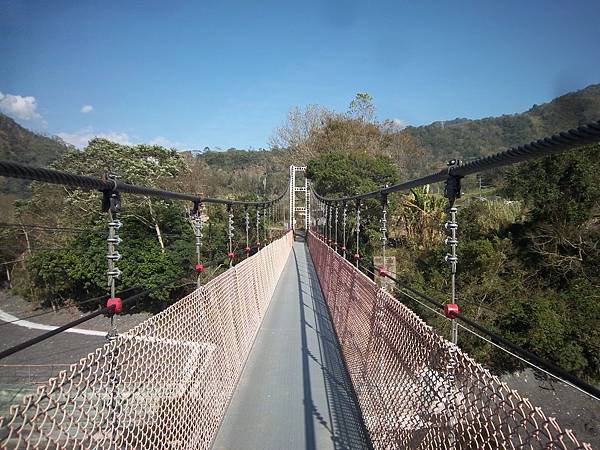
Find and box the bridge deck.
[212,239,371,450]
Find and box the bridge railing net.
[0,231,294,449]
[307,232,591,450]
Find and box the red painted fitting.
[228,251,235,259]
[444,303,459,319]
[107,297,122,314]
[256,241,261,247]
[353,253,360,261]
[195,263,205,273]
[341,246,346,251]
[245,246,251,253]
[379,267,387,277]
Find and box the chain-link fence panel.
[307,232,592,450]
[0,231,293,449]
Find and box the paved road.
[0,293,148,416]
[0,319,105,416]
[212,241,371,450]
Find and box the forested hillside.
[407,84,600,162]
[0,113,71,194]
[0,113,72,220]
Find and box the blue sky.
[1,0,599,150]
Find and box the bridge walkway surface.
[212,238,371,450]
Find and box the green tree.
[13,139,196,310]
[307,151,397,259]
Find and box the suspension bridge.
[0,121,599,449]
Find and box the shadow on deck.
[212,241,371,450]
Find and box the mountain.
[0,113,71,194]
[406,84,600,162]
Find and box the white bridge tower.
[289,165,310,231]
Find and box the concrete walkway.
[212,240,371,450]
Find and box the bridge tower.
[289,165,310,231]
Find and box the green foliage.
[504,145,600,224]
[307,151,398,260]
[306,152,397,197]
[393,147,600,382]
[12,139,197,310]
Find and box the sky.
[1,0,599,150]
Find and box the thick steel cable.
[313,120,600,203]
[0,160,287,207]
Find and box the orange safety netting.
[0,231,293,449]
[307,231,591,450]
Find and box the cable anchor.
[444,159,463,211]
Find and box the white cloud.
[57,128,187,150]
[80,105,93,113]
[0,91,42,121]
[58,127,133,148]
[148,136,187,149]
[391,118,407,130]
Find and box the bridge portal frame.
[289,165,310,231]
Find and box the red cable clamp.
[378,267,387,277]
[245,246,251,253]
[195,263,205,273]
[341,246,346,251]
[228,251,235,259]
[353,253,360,261]
[107,297,122,314]
[444,303,459,319]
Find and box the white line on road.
[0,308,106,337]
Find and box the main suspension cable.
[0,161,288,207]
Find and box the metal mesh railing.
[0,231,293,449]
[307,232,592,450]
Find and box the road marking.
[0,308,106,337]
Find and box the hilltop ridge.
[406,84,600,162]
